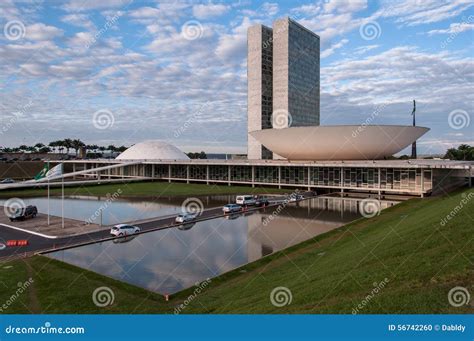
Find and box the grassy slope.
[0,188,473,314]
[0,181,288,199]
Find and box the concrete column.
[421,168,425,197]
[251,165,255,188]
[278,166,281,189]
[378,168,381,200]
[72,163,76,180]
[151,164,155,179]
[168,164,171,183]
[186,165,190,184]
[206,165,209,185]
[307,166,311,191]
[228,166,231,186]
[340,167,344,195]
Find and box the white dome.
[116,141,189,160]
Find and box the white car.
[110,224,140,237]
[175,213,197,223]
[236,195,256,206]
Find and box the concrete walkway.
[0,206,106,238]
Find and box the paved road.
[0,193,316,261]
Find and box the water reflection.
[0,195,235,225]
[47,196,398,294]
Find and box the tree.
[444,144,474,161]
[63,139,73,155]
[72,139,85,156]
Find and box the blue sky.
[0,0,473,155]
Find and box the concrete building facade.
[248,18,320,160]
[247,24,274,160]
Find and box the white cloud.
[25,23,63,41]
[215,17,253,62]
[376,0,474,26]
[61,13,96,30]
[62,0,131,12]
[427,22,474,35]
[192,4,229,20]
[129,6,160,18]
[321,38,349,58]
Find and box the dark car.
[9,205,38,222]
[255,197,270,207]
[1,178,15,184]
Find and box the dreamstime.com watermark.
[1,100,33,136]
[262,191,300,226]
[85,189,122,225]
[352,103,387,138]
[5,322,85,335]
[173,102,210,138]
[0,278,34,313]
[352,277,390,314]
[85,11,124,49]
[439,192,474,227]
[441,15,474,49]
[174,278,211,314]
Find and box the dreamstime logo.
[448,286,470,307]
[448,109,470,130]
[0,243,6,251]
[3,198,25,218]
[359,198,381,218]
[92,109,115,130]
[359,21,381,41]
[181,20,204,41]
[92,287,115,307]
[181,197,204,216]
[4,20,26,41]
[270,286,292,307]
[272,109,292,129]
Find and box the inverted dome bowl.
[250,125,429,160]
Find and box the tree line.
[0,139,128,157]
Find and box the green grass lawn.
[0,188,473,314]
[0,181,289,199]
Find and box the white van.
[236,195,256,206]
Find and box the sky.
[0,0,473,155]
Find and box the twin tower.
[247,17,320,159]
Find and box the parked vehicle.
[175,213,198,223]
[1,178,15,184]
[255,197,270,207]
[110,224,140,237]
[236,195,256,206]
[223,204,242,214]
[288,194,304,202]
[9,205,37,222]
